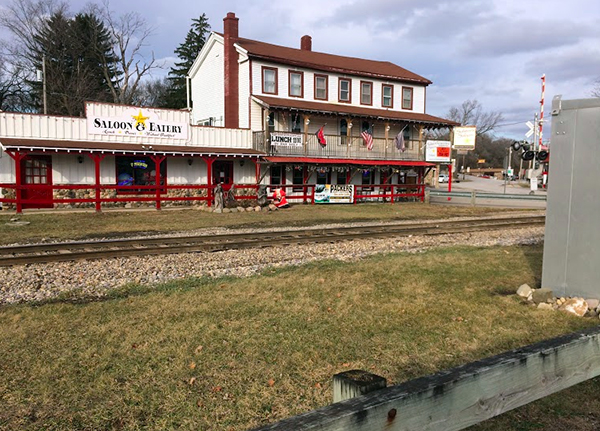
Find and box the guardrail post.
[424,189,430,204]
[471,190,476,207]
[333,370,387,403]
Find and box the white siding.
[233,162,257,184]
[53,154,95,184]
[250,99,264,131]
[167,158,206,184]
[0,149,15,183]
[191,41,225,126]
[251,60,427,113]
[238,59,250,129]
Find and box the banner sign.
[88,107,188,140]
[425,140,452,163]
[453,126,477,149]
[270,132,303,147]
[314,184,354,204]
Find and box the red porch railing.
[0,182,425,213]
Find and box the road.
[430,175,547,209]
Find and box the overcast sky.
[2,0,599,140]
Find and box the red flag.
[361,130,374,150]
[316,125,327,147]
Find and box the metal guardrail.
[429,190,547,201]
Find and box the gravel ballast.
[0,226,544,305]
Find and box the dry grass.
[1,243,598,431]
[0,203,516,245]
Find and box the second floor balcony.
[252,131,422,161]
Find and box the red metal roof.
[0,138,264,157]
[253,96,458,127]
[265,156,434,167]
[218,33,432,85]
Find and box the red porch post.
[6,150,27,214]
[151,156,166,210]
[89,153,106,212]
[204,156,215,207]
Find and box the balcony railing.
[252,131,421,161]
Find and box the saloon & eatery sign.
[88,107,188,140]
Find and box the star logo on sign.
[132,110,149,128]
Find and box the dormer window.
[289,71,303,98]
[262,67,278,95]
[360,81,373,105]
[339,79,351,103]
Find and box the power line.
[494,120,529,128]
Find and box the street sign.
[526,121,534,138]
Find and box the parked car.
[438,174,449,183]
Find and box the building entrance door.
[213,161,234,190]
[21,155,53,208]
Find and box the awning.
[265,156,435,167]
[253,95,459,128]
[0,138,265,158]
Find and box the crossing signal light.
[522,150,536,161]
[537,150,549,161]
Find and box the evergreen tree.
[166,14,210,109]
[30,11,119,116]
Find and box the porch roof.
[252,96,459,128]
[265,156,435,167]
[0,138,265,158]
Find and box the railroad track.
[0,215,545,267]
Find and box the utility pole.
[42,54,47,115]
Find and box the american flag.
[361,130,374,151]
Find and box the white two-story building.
[189,12,457,201]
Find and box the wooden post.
[418,125,423,160]
[384,122,389,160]
[89,153,106,212]
[205,157,215,207]
[6,150,27,214]
[150,155,166,210]
[303,115,310,157]
[333,370,387,403]
[470,190,477,206]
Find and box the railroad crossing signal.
[525,121,534,138]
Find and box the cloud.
[460,18,597,57]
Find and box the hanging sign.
[270,132,303,147]
[425,140,452,163]
[88,107,188,140]
[453,126,477,149]
[314,184,354,204]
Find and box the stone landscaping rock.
[268,204,277,211]
[559,298,588,317]
[237,207,245,213]
[246,207,254,212]
[531,288,553,304]
[223,208,231,213]
[537,303,554,311]
[213,208,222,214]
[516,284,533,298]
[254,206,261,212]
[586,298,599,310]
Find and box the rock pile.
[516,284,599,318]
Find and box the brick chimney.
[301,35,312,51]
[223,12,239,129]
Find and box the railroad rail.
[0,215,545,267]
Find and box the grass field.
[1,241,599,431]
[0,203,515,245]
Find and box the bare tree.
[92,1,164,105]
[447,100,503,135]
[591,80,600,98]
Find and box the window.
[213,161,234,186]
[362,169,376,191]
[268,112,275,132]
[402,86,413,110]
[315,74,328,100]
[270,165,284,189]
[289,113,302,133]
[336,170,348,185]
[340,119,348,146]
[116,156,166,192]
[292,166,305,192]
[382,84,393,108]
[360,81,372,105]
[339,79,351,103]
[262,67,278,94]
[289,71,303,97]
[316,168,330,184]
